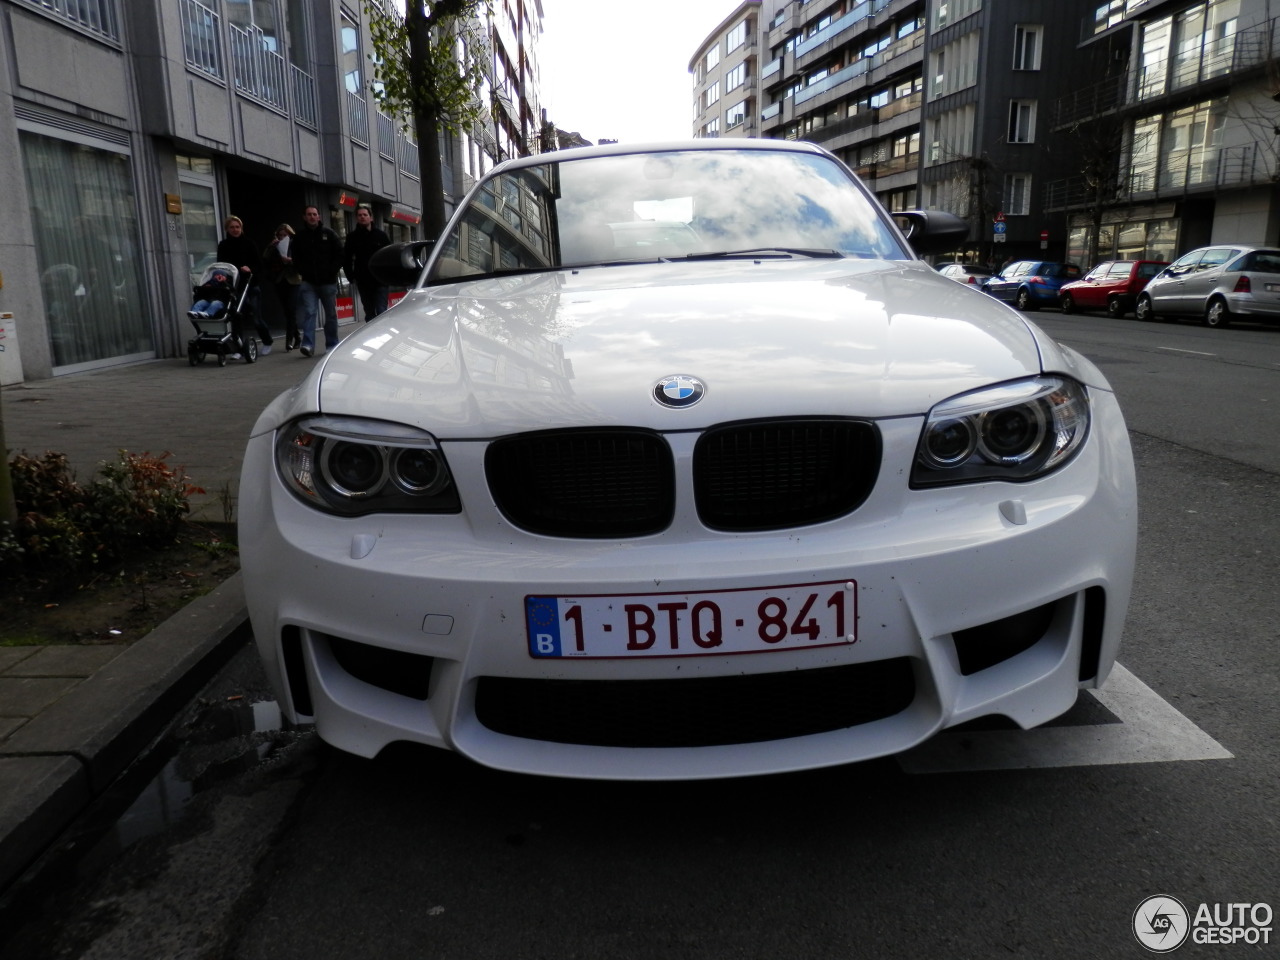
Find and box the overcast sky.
[537,0,745,144]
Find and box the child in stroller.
[189,268,234,319]
[186,261,259,366]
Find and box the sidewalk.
[0,318,360,894]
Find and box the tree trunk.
[416,112,448,238]
[406,5,450,237]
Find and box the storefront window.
[1147,219,1179,261]
[1117,222,1147,259]
[20,132,153,370]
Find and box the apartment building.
[699,0,1138,264]
[691,2,763,139]
[758,0,928,218]
[0,0,541,382]
[1047,0,1280,265]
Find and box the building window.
[1008,100,1037,143]
[926,104,975,165]
[20,130,153,369]
[341,14,361,93]
[929,33,979,100]
[726,63,746,92]
[726,20,747,52]
[226,0,287,107]
[19,0,119,40]
[726,100,747,129]
[934,0,982,29]
[704,117,720,138]
[705,81,720,107]
[181,0,223,78]
[1005,173,1032,215]
[705,45,720,71]
[1013,24,1042,70]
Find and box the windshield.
[427,148,907,283]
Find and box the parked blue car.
[983,260,1082,311]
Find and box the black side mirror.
[893,211,971,257]
[369,240,435,288]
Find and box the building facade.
[691,2,763,140]
[699,0,1280,269]
[0,0,542,382]
[1047,0,1280,266]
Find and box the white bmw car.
[239,140,1137,780]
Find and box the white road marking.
[1158,346,1216,356]
[897,663,1233,774]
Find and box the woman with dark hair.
[264,222,301,351]
[217,215,273,355]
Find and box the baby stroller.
[186,262,258,367]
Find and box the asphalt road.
[6,309,1279,960]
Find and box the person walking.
[264,223,301,351]
[216,215,273,355]
[343,205,392,322]
[291,205,343,357]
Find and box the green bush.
[0,450,203,590]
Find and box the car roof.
[489,137,831,174]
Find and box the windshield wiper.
[678,247,846,261]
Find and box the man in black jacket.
[291,205,343,357]
[343,205,391,321]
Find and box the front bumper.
[239,397,1137,780]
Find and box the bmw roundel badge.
[654,375,706,408]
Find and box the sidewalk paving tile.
[0,678,80,719]
[4,645,126,678]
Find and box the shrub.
[0,450,203,591]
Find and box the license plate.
[1266,283,1280,292]
[525,579,858,658]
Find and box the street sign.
[994,211,1005,222]
[993,222,1007,234]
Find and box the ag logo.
[1133,895,1190,953]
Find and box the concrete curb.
[0,572,250,893]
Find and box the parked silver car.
[936,262,994,287]
[1134,244,1280,327]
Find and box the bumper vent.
[694,419,881,530]
[474,658,915,748]
[486,428,675,537]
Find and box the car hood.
[310,259,1045,437]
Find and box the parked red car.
[1059,260,1169,318]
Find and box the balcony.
[291,65,317,127]
[1055,18,1280,128]
[180,0,222,80]
[1043,141,1279,212]
[805,108,878,147]
[870,30,924,76]
[229,23,287,111]
[878,90,922,122]
[795,60,868,106]
[794,2,872,61]
[347,90,369,145]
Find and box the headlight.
[911,376,1089,487]
[276,416,460,515]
